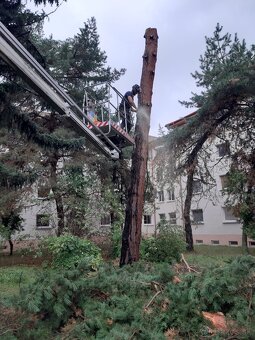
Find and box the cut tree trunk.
[120,28,158,266]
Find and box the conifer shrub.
[164,255,255,336]
[17,261,173,336]
[9,256,255,338]
[41,234,102,269]
[141,222,186,263]
[18,260,92,330]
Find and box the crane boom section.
[0,22,120,158]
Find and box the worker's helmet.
[132,84,140,95]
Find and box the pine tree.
[159,24,255,250]
[0,2,127,236]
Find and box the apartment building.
[4,113,254,249]
[142,116,255,248]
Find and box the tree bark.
[242,229,249,254]
[242,184,252,254]
[180,110,234,251]
[49,154,65,236]
[9,238,13,256]
[184,168,195,251]
[120,28,158,266]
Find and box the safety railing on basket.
[82,82,131,134]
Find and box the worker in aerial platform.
[119,84,140,133]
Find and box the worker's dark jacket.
[119,91,134,132]
[119,91,133,113]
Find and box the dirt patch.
[0,253,46,267]
[1,240,39,254]
[0,306,24,337]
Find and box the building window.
[158,190,164,202]
[211,240,220,245]
[223,207,237,221]
[167,188,175,201]
[220,175,229,190]
[229,241,238,246]
[249,241,255,247]
[216,142,230,157]
[196,240,203,244]
[192,209,204,224]
[36,214,50,228]
[169,212,177,225]
[159,213,166,221]
[101,214,111,226]
[193,180,202,194]
[144,215,152,225]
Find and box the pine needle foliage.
[164,255,255,336]
[19,260,93,330]
[0,161,36,188]
[17,261,173,337]
[13,110,86,151]
[157,24,255,250]
[3,256,255,338]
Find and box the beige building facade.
[142,129,255,248]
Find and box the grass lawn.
[0,266,39,303]
[1,245,254,299]
[186,244,255,268]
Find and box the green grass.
[0,246,254,300]
[185,245,255,268]
[193,244,255,256]
[0,266,38,301]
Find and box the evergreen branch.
[0,162,37,188]
[26,1,65,25]
[13,111,86,151]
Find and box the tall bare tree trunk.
[120,28,158,266]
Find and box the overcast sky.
[27,0,255,136]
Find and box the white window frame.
[220,175,229,190]
[169,212,177,225]
[167,188,175,201]
[216,142,230,157]
[144,215,152,225]
[229,241,238,246]
[36,214,51,229]
[159,213,166,221]
[222,207,239,223]
[101,214,111,227]
[191,209,204,224]
[158,190,164,202]
[193,180,202,194]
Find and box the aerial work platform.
[89,121,134,146]
[0,21,135,159]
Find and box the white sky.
[27,0,255,136]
